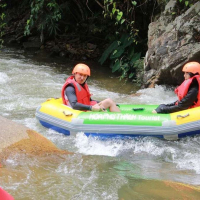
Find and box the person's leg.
[99,98,120,112]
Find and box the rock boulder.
[144,0,200,87]
[0,116,72,162]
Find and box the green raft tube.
[35,98,200,140]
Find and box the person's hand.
[152,109,157,114]
[98,102,106,112]
[91,104,101,112]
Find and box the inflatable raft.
[35,98,200,140]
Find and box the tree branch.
[95,0,104,9]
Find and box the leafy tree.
[99,0,148,84]
[24,0,61,41]
[0,0,7,48]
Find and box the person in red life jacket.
[152,61,200,113]
[61,63,120,112]
[0,187,14,200]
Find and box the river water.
[1,47,200,199]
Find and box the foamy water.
[1,48,200,199]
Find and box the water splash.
[2,47,200,200]
[74,132,126,156]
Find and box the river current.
[1,47,200,199]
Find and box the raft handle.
[132,108,144,111]
[176,113,189,119]
[63,111,73,116]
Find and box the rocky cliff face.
[144,0,200,87]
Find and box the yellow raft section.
[39,98,83,122]
[170,107,200,125]
[38,98,200,126]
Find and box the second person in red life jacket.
[152,61,200,114]
[61,63,120,112]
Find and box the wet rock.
[23,37,42,50]
[23,41,42,49]
[0,116,72,162]
[59,51,67,57]
[118,179,200,199]
[144,0,200,87]
[48,45,60,57]
[87,43,97,50]
[130,92,142,97]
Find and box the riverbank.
[3,30,104,62]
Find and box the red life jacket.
[174,75,200,108]
[0,187,14,200]
[61,76,97,106]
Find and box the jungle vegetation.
[0,0,198,84]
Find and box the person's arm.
[65,85,92,111]
[155,86,198,113]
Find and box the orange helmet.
[72,63,90,76]
[182,62,200,74]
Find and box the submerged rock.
[119,179,200,199]
[0,116,72,162]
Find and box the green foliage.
[99,1,145,84]
[99,41,118,64]
[178,0,190,7]
[103,0,139,42]
[24,0,61,39]
[99,34,143,84]
[0,1,6,48]
[170,0,195,16]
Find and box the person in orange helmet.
[152,61,200,113]
[61,63,120,112]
